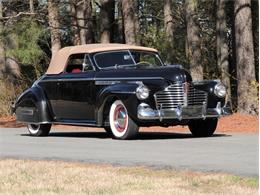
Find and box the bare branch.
[0,12,36,21]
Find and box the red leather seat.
[71,68,81,73]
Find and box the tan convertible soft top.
[46,43,158,75]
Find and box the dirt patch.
[0,113,258,134]
[0,116,24,128]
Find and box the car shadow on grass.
[21,131,230,140]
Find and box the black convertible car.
[12,43,231,139]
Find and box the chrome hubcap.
[30,124,40,130]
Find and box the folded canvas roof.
[46,43,158,74]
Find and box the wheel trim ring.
[113,105,128,133]
[28,124,40,134]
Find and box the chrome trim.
[85,54,96,71]
[52,120,97,126]
[20,108,34,116]
[192,80,220,85]
[95,80,121,85]
[40,77,94,83]
[136,84,149,100]
[137,101,232,121]
[25,121,51,125]
[154,82,208,110]
[214,82,226,98]
[41,77,164,83]
[165,64,183,69]
[96,77,164,81]
[202,101,206,119]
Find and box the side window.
[131,51,162,67]
[66,54,94,73]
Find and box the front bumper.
[137,102,232,121]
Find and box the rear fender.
[14,86,52,124]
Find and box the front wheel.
[27,124,52,136]
[109,100,139,140]
[188,118,218,137]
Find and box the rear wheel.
[27,124,52,136]
[188,118,218,137]
[109,100,139,140]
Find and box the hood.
[95,66,192,84]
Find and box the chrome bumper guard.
[10,102,15,115]
[137,102,232,121]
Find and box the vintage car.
[12,43,231,139]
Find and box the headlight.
[136,85,149,100]
[214,83,226,98]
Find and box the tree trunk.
[133,0,140,45]
[164,0,175,64]
[100,0,115,43]
[71,0,93,45]
[216,0,231,102]
[29,0,34,13]
[77,0,86,44]
[71,1,81,45]
[0,1,5,79]
[234,0,258,114]
[85,0,93,44]
[185,0,203,81]
[115,0,124,43]
[48,0,61,58]
[164,0,174,44]
[121,0,139,45]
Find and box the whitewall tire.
[27,124,52,136]
[109,100,139,140]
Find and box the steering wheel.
[136,61,153,67]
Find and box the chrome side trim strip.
[41,77,164,83]
[96,77,164,81]
[95,81,121,85]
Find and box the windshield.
[94,50,164,69]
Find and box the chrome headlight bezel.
[214,83,226,98]
[136,85,149,100]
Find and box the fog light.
[136,85,149,100]
[214,83,226,98]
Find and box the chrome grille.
[187,85,208,106]
[154,83,207,110]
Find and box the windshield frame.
[93,49,165,70]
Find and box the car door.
[54,54,96,122]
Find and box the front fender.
[193,80,226,107]
[96,83,140,125]
[14,85,52,123]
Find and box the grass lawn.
[0,159,258,195]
